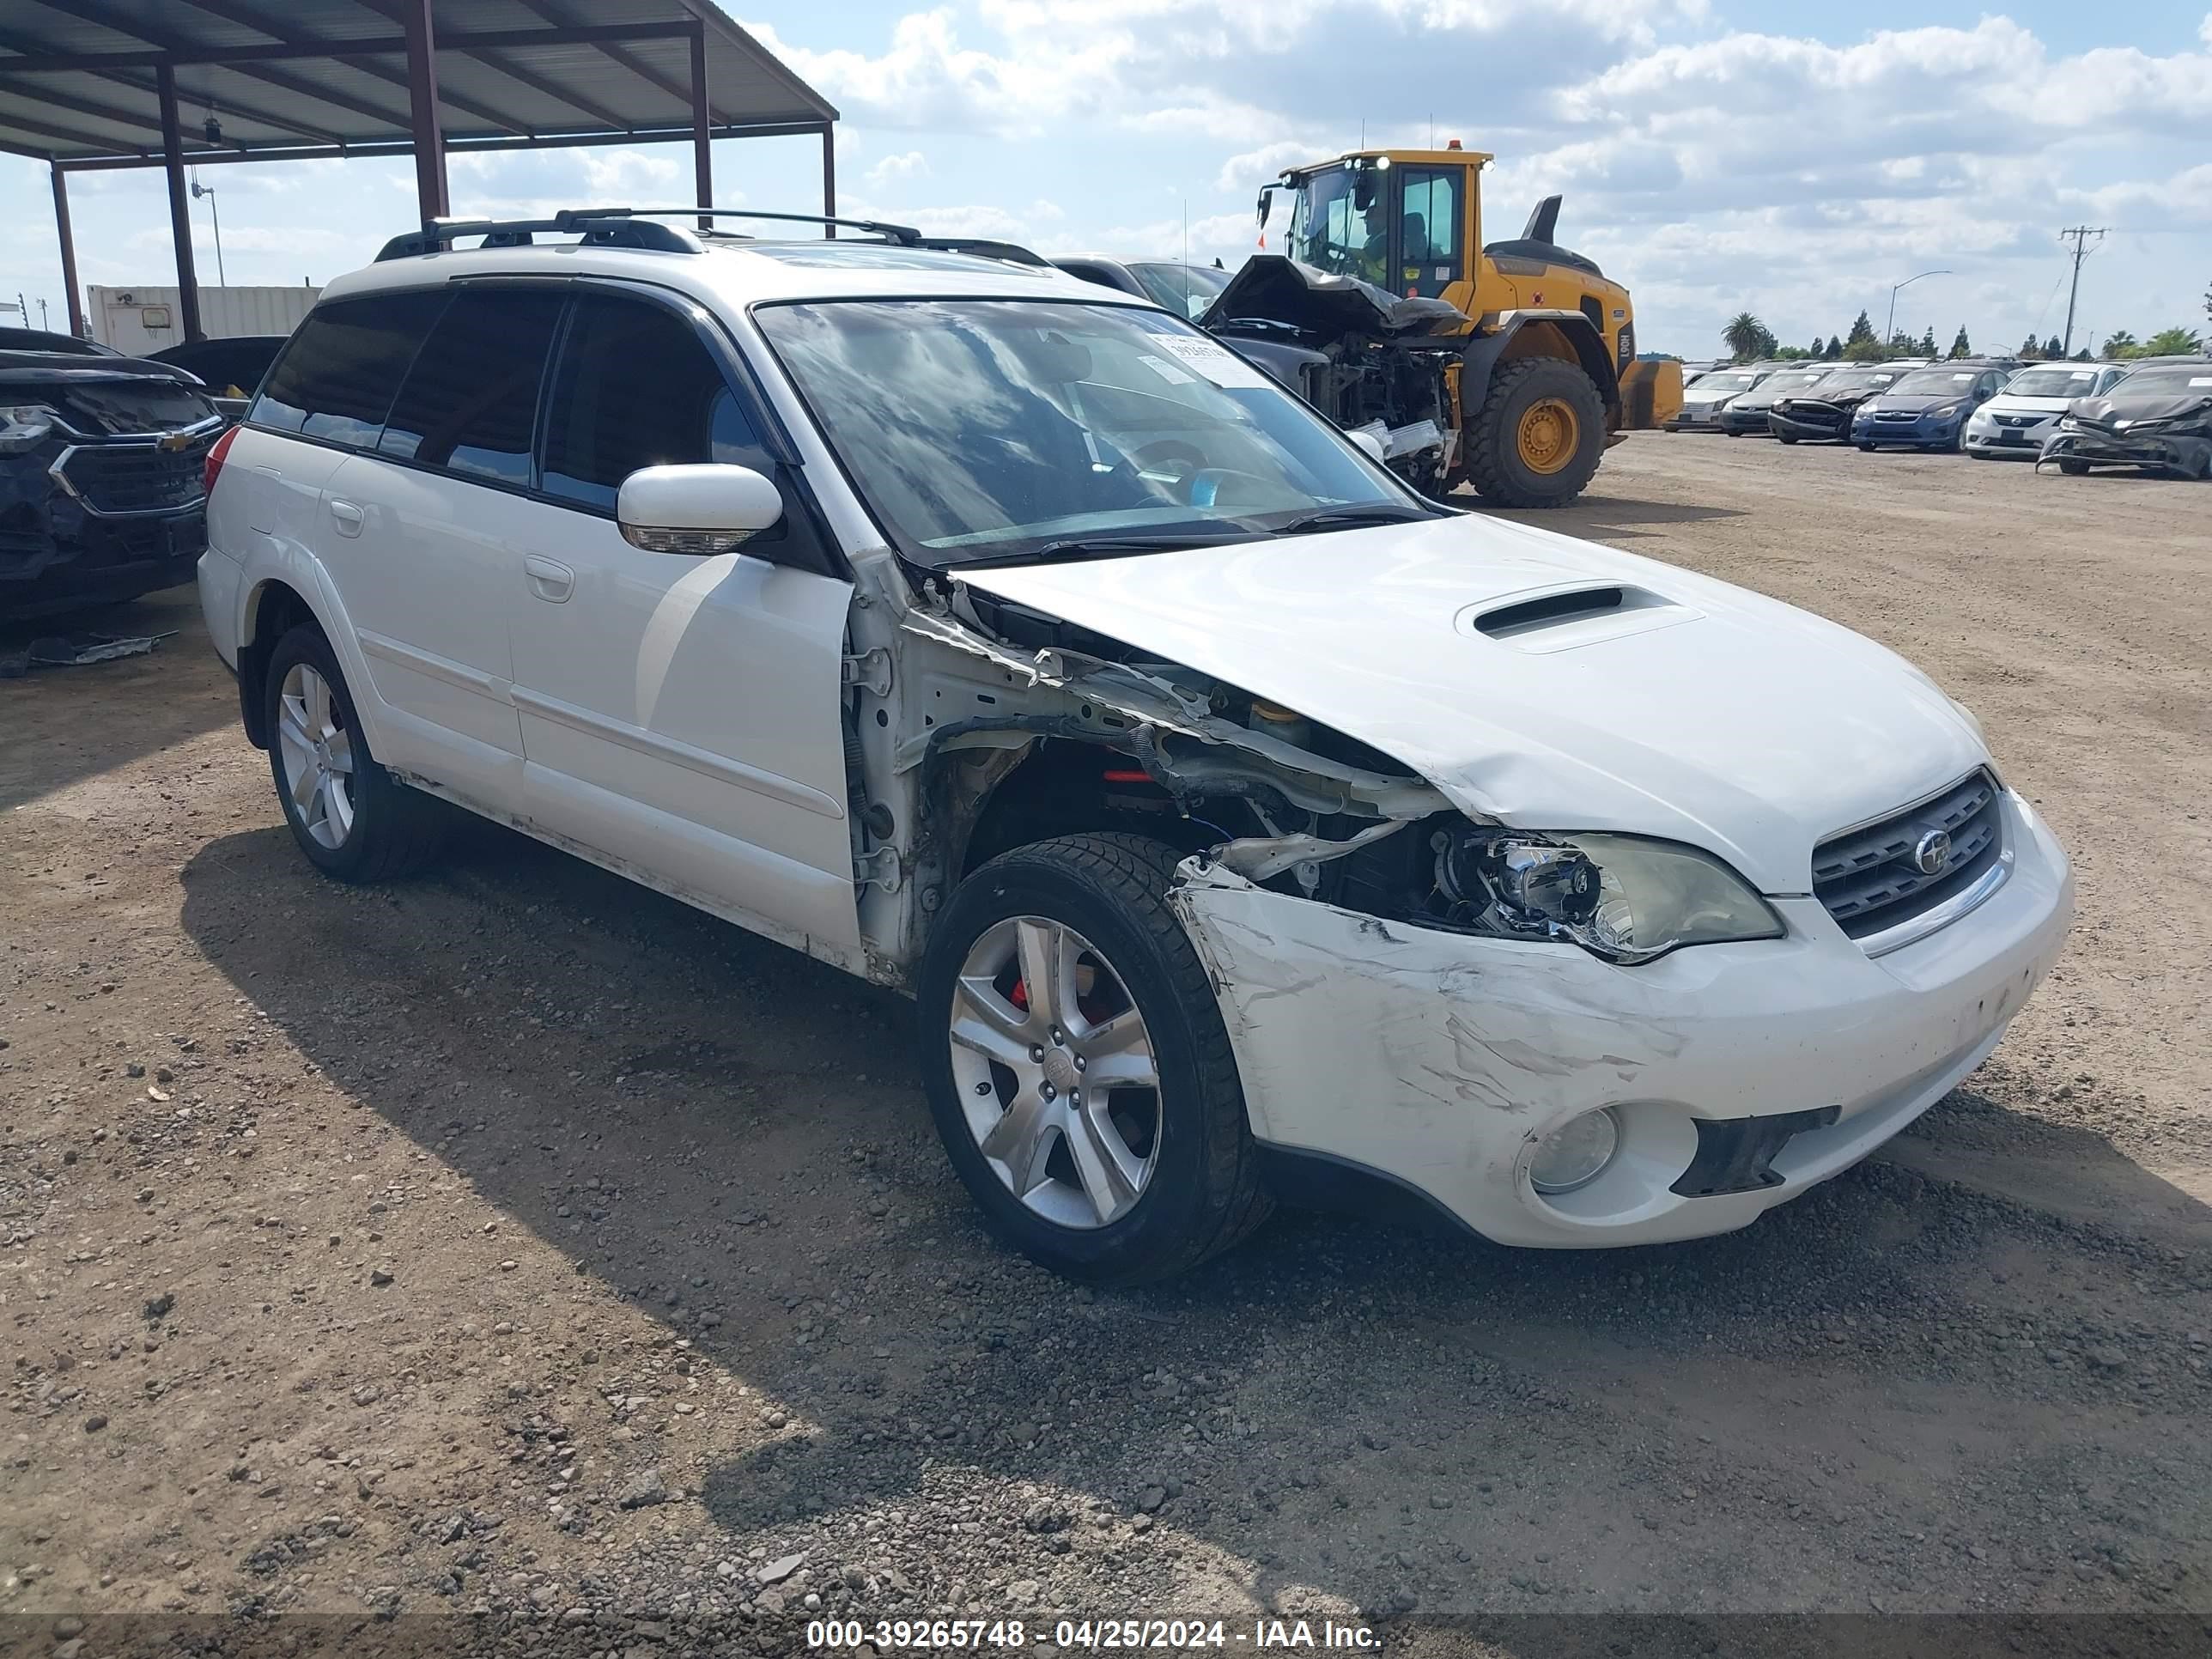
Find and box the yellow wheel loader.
[1201,145,1680,508]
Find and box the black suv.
[2,336,223,620]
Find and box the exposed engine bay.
[1200,256,1466,495]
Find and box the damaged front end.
[2037,413,2212,477]
[844,547,1781,988]
[1201,256,1468,495]
[840,547,1505,978]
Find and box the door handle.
[525,554,575,604]
[327,499,364,538]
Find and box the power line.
[2058,226,2107,357]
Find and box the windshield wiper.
[960,531,1254,570]
[1269,504,1437,536]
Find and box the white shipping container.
[88,284,320,356]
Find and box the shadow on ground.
[174,817,2212,1629]
[0,588,233,810]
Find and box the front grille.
[1813,770,2003,940]
[1996,413,2040,428]
[56,434,214,515]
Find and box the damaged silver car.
[200,215,2074,1283]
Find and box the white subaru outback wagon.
[198,210,2073,1284]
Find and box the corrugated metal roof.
[0,0,836,166]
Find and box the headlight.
[1929,401,1964,419]
[2058,416,2080,431]
[1431,827,1783,964]
[0,404,58,454]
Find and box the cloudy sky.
[3,2,2209,359]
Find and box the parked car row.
[1670,355,2212,477]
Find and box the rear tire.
[1461,356,1607,508]
[916,834,1271,1285]
[263,624,447,883]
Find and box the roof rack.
[374,207,925,263]
[908,237,1050,269]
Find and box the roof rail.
[910,237,1050,268]
[375,211,702,262]
[374,207,928,264]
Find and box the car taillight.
[203,423,239,498]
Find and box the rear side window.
[252,291,446,446]
[539,293,765,511]
[377,289,564,484]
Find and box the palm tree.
[1722,312,1767,362]
[2141,326,2204,356]
[2100,330,2139,359]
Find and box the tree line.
[1718,309,2205,366]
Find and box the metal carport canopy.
[0,0,840,340]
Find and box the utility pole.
[2058,226,2106,357]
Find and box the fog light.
[1528,1108,1620,1194]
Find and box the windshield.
[1692,371,1761,393]
[1284,165,1389,283]
[2004,367,2101,398]
[1759,370,1828,395]
[755,299,1417,568]
[1128,263,1230,321]
[1890,368,1980,397]
[2113,364,2212,392]
[1810,369,1897,395]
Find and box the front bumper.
[1665,406,1729,431]
[1854,412,1966,449]
[1768,410,1850,441]
[1173,789,2072,1249]
[0,486,205,622]
[1965,416,2051,457]
[1717,407,1775,434]
[2038,427,2211,475]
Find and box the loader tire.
[1462,356,1607,508]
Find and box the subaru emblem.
[1912,830,1952,876]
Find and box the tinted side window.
[252,291,446,446]
[377,289,564,484]
[540,294,764,511]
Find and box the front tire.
[264,624,446,882]
[2057,458,2090,476]
[1461,356,1607,508]
[917,834,1270,1284]
[1776,432,1798,445]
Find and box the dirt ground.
[3,433,2208,1658]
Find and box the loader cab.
[1267,150,1486,303]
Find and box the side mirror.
[617,463,782,554]
[1255,187,1274,228]
[1347,427,1387,465]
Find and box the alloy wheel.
[945,915,1161,1229]
[276,663,356,849]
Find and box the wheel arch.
[235,577,323,750]
[1462,312,1620,428]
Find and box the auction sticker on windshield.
[1152,333,1273,390]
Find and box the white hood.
[956,515,1990,893]
[1979,394,2074,416]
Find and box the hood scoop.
[1459,582,1696,653]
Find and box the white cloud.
[866,150,933,186]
